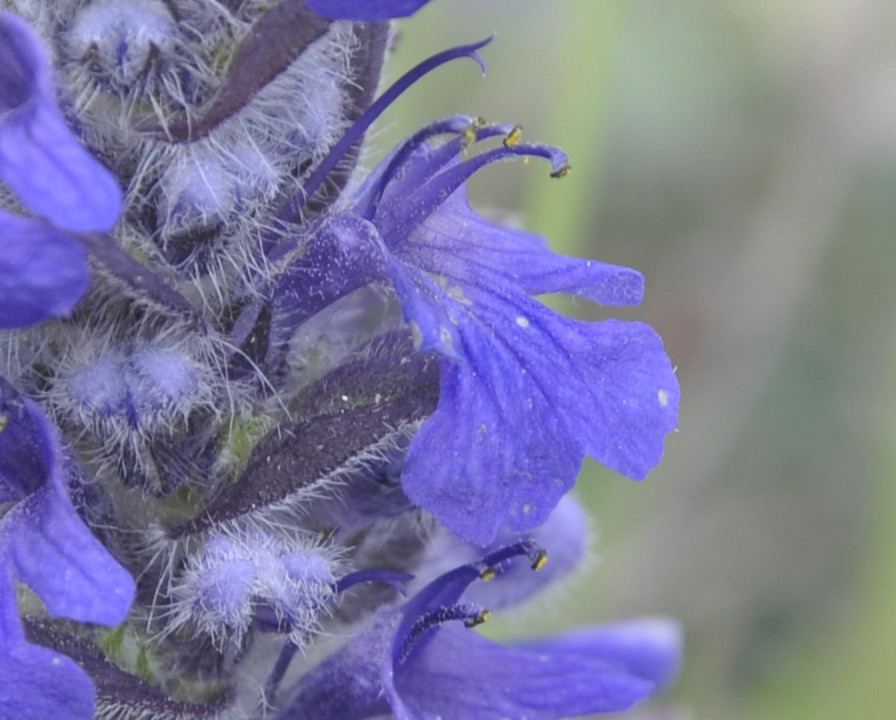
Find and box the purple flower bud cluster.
[1,1,682,718]
[167,527,338,650]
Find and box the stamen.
[278,37,493,223]
[477,538,548,576]
[380,141,570,233]
[262,570,412,704]
[397,602,490,665]
[265,640,299,706]
[357,115,514,220]
[462,117,488,148]
[465,608,492,627]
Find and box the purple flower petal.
[2,485,135,624]
[0,378,53,500]
[401,185,645,306]
[0,211,89,329]
[394,624,658,719]
[307,0,433,21]
[519,618,684,692]
[0,11,121,232]
[272,117,679,544]
[0,381,134,624]
[0,576,95,720]
[384,255,461,356]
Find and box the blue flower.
[274,113,679,544]
[279,538,682,720]
[0,12,121,329]
[308,0,435,20]
[0,379,135,719]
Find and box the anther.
[550,164,572,178]
[279,38,493,222]
[479,539,544,571]
[461,117,488,148]
[398,602,489,664]
[503,125,523,148]
[472,539,548,583]
[463,609,491,628]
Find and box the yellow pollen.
[461,118,485,149]
[503,125,523,148]
[531,549,549,571]
[471,610,491,626]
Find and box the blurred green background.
[379,1,896,718]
